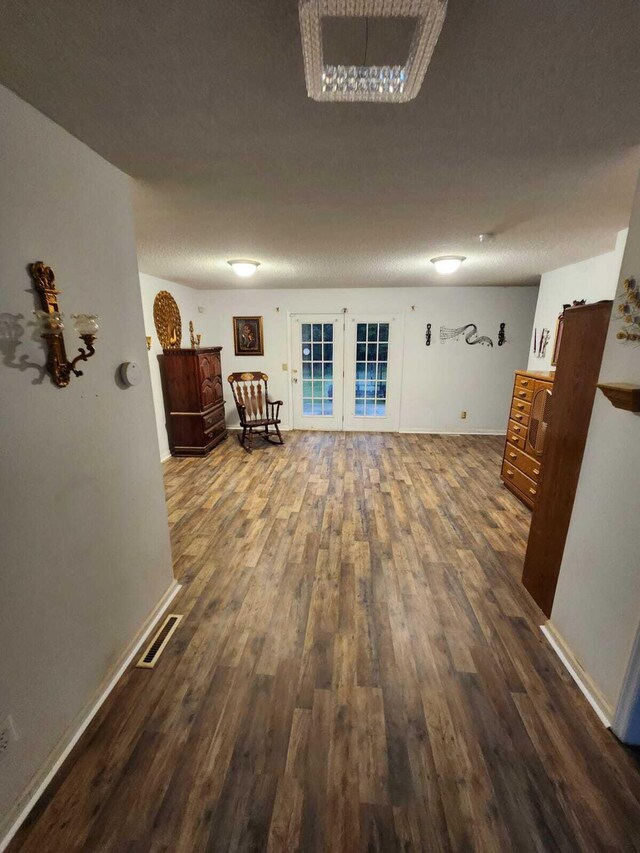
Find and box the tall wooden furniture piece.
[160,347,227,456]
[522,301,612,616]
[501,370,555,509]
[228,372,284,453]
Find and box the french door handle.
[292,377,298,383]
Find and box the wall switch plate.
[461,411,467,419]
[282,363,288,371]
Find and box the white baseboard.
[541,622,612,728]
[399,428,506,436]
[0,579,182,853]
[160,452,172,463]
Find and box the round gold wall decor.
[153,291,182,349]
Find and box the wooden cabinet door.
[198,352,222,411]
[526,381,553,459]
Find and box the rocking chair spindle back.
[228,372,284,453]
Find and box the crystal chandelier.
[299,0,448,103]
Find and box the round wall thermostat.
[119,361,142,387]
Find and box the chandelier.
[299,0,448,103]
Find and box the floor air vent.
[136,614,183,669]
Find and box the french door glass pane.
[301,322,335,418]
[354,322,389,418]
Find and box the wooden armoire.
[521,301,612,616]
[160,347,227,456]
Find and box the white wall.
[141,285,537,442]
[527,231,627,371]
[139,273,206,459]
[550,182,640,734]
[0,85,175,839]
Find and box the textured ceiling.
[1,0,640,289]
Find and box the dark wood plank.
[10,432,640,853]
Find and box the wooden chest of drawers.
[160,347,227,457]
[501,370,554,509]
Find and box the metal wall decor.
[440,324,493,347]
[533,327,550,359]
[425,323,432,346]
[28,262,99,387]
[498,323,506,346]
[614,277,640,344]
[153,290,182,349]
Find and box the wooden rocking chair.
[228,372,284,453]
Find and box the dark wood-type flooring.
[12,432,640,851]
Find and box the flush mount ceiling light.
[299,0,448,103]
[431,255,465,274]
[228,260,260,278]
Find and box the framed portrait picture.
[233,316,264,356]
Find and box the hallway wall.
[0,85,175,842]
[527,231,627,371]
[550,176,640,737]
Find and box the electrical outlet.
[461,411,467,419]
[0,716,18,763]
[282,363,288,371]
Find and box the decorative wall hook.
[29,262,98,388]
[425,323,432,346]
[498,322,506,346]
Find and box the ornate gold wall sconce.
[29,261,99,388]
[188,320,201,349]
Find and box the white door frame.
[290,313,345,431]
[343,314,404,432]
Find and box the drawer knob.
[515,414,523,420]
[533,468,540,476]
[521,380,529,386]
[509,453,517,459]
[506,469,514,477]
[519,391,526,397]
[529,488,537,495]
[517,403,524,409]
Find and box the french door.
[343,315,402,432]
[291,313,402,431]
[291,314,344,430]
